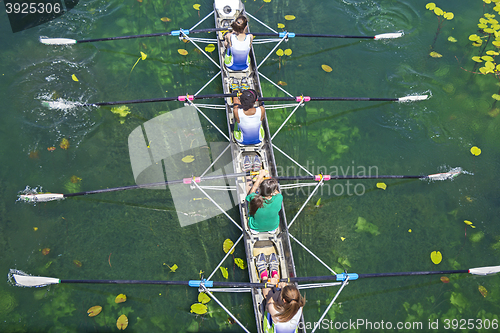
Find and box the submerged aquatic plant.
[425,3,454,51]
[0,290,18,314]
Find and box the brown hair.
[274,284,305,323]
[231,15,248,33]
[249,179,279,216]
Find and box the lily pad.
[430,251,442,264]
[115,294,127,303]
[376,182,387,190]
[190,303,207,314]
[223,238,234,254]
[234,258,247,269]
[117,314,128,330]
[87,305,102,317]
[220,267,228,279]
[479,285,488,297]
[198,292,210,304]
[284,15,295,20]
[321,64,332,72]
[470,146,481,156]
[182,155,195,163]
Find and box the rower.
[262,277,305,333]
[233,89,265,150]
[224,15,253,72]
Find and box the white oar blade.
[470,265,500,276]
[12,274,60,287]
[374,32,404,40]
[19,193,64,203]
[40,37,77,45]
[398,95,428,102]
[426,167,462,181]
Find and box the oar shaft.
[276,175,423,181]
[358,270,469,279]
[90,93,235,107]
[61,279,190,285]
[260,97,398,102]
[64,172,247,198]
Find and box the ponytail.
[274,284,305,323]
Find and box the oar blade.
[9,271,60,287]
[19,193,64,203]
[374,32,404,40]
[398,95,428,102]
[469,265,500,276]
[426,167,462,181]
[40,37,77,45]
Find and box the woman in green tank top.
[246,170,283,232]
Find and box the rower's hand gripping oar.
[19,172,247,203]
[39,28,227,45]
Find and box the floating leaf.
[181,155,195,163]
[284,48,292,56]
[60,138,70,150]
[47,147,56,152]
[115,294,127,303]
[33,227,38,231]
[178,49,188,55]
[429,51,442,58]
[315,198,321,207]
[479,285,488,297]
[340,237,346,241]
[71,74,79,82]
[42,248,50,255]
[473,41,483,47]
[321,64,332,72]
[408,229,412,233]
[464,220,473,225]
[469,34,481,41]
[486,50,499,55]
[433,7,443,16]
[223,238,235,254]
[234,258,247,269]
[478,23,488,29]
[470,146,481,156]
[284,15,295,21]
[482,55,494,61]
[161,17,171,22]
[198,292,211,304]
[110,106,131,118]
[264,0,271,2]
[277,81,287,86]
[472,56,483,62]
[448,36,457,42]
[494,94,500,101]
[87,306,102,317]
[193,4,201,10]
[73,259,82,267]
[430,251,442,264]
[190,303,207,314]
[493,40,500,47]
[443,12,454,20]
[276,49,284,56]
[220,267,228,279]
[277,23,285,29]
[70,175,81,184]
[425,2,436,10]
[205,44,215,53]
[376,182,387,190]
[485,28,496,34]
[440,276,450,283]
[166,264,178,272]
[140,52,147,60]
[117,314,128,330]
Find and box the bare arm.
[233,96,241,123]
[249,169,268,194]
[260,105,266,121]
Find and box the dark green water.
[1,0,500,332]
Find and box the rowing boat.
[213,0,303,331]
[12,1,484,332]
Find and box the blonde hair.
[273,284,305,323]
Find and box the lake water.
[1,0,500,332]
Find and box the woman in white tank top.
[224,15,253,71]
[233,89,265,145]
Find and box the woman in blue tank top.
[224,15,253,71]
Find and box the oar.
[261,94,429,103]
[19,172,247,203]
[285,265,500,283]
[39,28,227,45]
[42,93,236,110]
[9,271,267,288]
[275,168,462,182]
[252,31,403,40]
[11,264,499,289]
